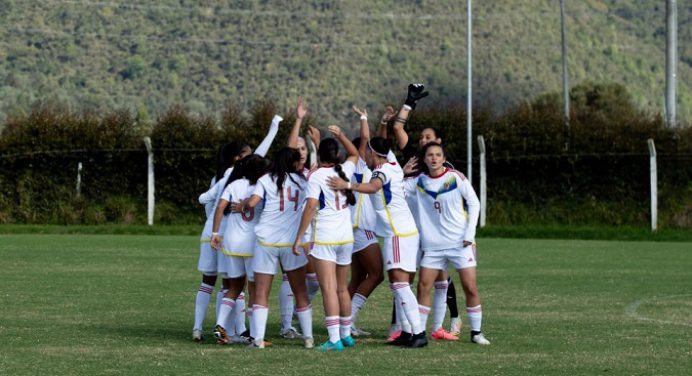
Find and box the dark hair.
[418,142,447,175]
[272,147,303,191]
[215,141,250,181]
[226,154,261,188]
[351,137,361,150]
[422,127,444,142]
[368,136,391,157]
[245,157,272,185]
[319,138,356,206]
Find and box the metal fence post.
[76,162,82,198]
[477,135,486,228]
[143,137,155,226]
[647,139,657,231]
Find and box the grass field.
[1,234,690,375]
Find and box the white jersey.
[253,172,306,247]
[201,168,233,219]
[306,161,356,245]
[404,168,480,251]
[369,161,418,238]
[199,168,233,240]
[350,158,377,231]
[220,178,262,256]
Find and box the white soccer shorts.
[353,228,378,253]
[382,234,420,273]
[197,241,218,275]
[225,255,255,281]
[420,245,477,271]
[310,243,354,265]
[253,243,308,275]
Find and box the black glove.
[404,83,429,109]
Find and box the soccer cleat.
[279,326,302,339]
[238,329,252,344]
[431,328,459,341]
[350,326,371,337]
[388,331,412,346]
[471,332,491,345]
[386,330,402,343]
[247,339,265,349]
[316,340,344,352]
[407,332,428,348]
[213,325,229,345]
[341,335,356,348]
[388,324,402,337]
[449,317,462,336]
[192,329,204,342]
[304,337,314,349]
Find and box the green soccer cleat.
[316,340,344,352]
[341,335,356,348]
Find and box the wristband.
[212,232,219,236]
[403,104,412,111]
[347,182,352,190]
[360,115,367,121]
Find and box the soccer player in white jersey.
[293,125,359,352]
[328,131,428,348]
[192,116,280,342]
[405,142,490,345]
[347,106,386,336]
[236,147,314,349]
[209,155,271,344]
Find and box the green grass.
[1,234,690,375]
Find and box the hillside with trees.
[0,0,690,127]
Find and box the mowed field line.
[0,234,690,376]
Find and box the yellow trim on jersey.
[352,193,364,229]
[223,251,253,257]
[379,190,418,238]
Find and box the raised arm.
[287,97,308,148]
[352,105,370,159]
[328,125,358,165]
[376,105,396,139]
[254,115,282,157]
[392,84,429,150]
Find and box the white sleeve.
[305,176,321,200]
[403,177,418,196]
[371,167,389,185]
[220,184,233,202]
[199,179,222,204]
[254,115,282,157]
[459,177,480,242]
[341,160,356,177]
[252,176,267,199]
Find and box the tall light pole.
[560,0,570,150]
[666,0,677,128]
[467,0,473,182]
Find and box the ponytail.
[334,164,356,206]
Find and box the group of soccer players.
[191,84,490,351]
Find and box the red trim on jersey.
[450,169,467,181]
[428,167,451,179]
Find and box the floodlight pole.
[467,0,473,183]
[665,0,677,128]
[560,0,571,150]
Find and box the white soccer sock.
[296,305,313,339]
[350,293,368,326]
[339,316,352,338]
[234,292,247,334]
[466,305,483,332]
[432,280,449,331]
[392,282,424,335]
[279,274,294,330]
[391,284,411,333]
[306,273,320,302]
[193,283,213,330]
[418,305,431,331]
[253,304,269,342]
[215,288,227,319]
[216,297,235,328]
[247,306,255,338]
[325,315,340,343]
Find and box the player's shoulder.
[449,169,467,181]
